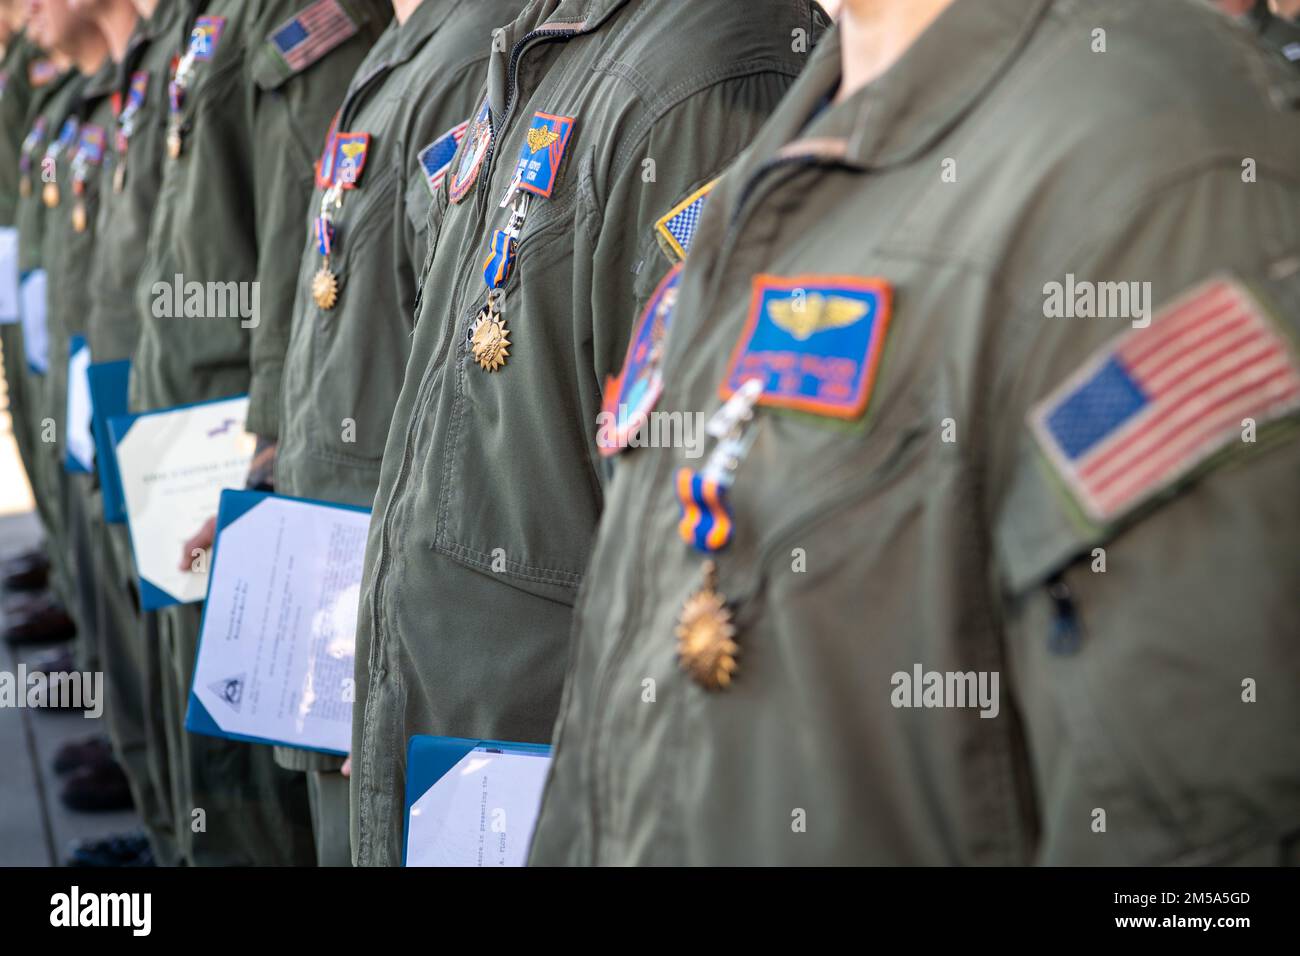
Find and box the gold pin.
[312,266,339,310]
[42,181,58,208]
[675,560,739,690]
[470,309,510,371]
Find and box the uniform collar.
[498,0,631,41]
[385,0,462,65]
[81,57,118,101]
[141,0,184,41]
[758,0,1051,171]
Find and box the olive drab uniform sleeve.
[243,0,391,440]
[992,175,1300,864]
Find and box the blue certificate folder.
[87,360,131,523]
[402,735,552,866]
[107,393,251,612]
[185,488,370,754]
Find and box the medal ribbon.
[676,469,734,552]
[316,214,334,256]
[673,379,764,553]
[481,192,528,297]
[20,118,47,174]
[482,227,517,290]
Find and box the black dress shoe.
[1,551,50,592]
[2,598,76,645]
[65,832,156,867]
[53,734,115,775]
[59,760,134,813]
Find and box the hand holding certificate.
[186,490,370,755]
[109,395,255,609]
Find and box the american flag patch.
[655,179,718,262]
[270,0,358,73]
[1030,278,1300,525]
[418,120,469,197]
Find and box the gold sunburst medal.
[42,180,58,208]
[676,560,739,690]
[470,311,510,371]
[312,266,339,310]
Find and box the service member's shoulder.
[926,0,1300,301]
[1013,0,1299,174]
[248,0,388,88]
[604,0,827,106]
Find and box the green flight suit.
[352,0,829,866]
[273,0,526,867]
[1,35,47,525]
[529,0,1300,865]
[8,67,79,613]
[132,0,386,867]
[40,60,116,678]
[84,2,187,868]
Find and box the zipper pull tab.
[1047,574,1083,656]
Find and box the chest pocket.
[426,138,598,604]
[302,166,403,465]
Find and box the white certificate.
[406,747,552,867]
[65,338,94,473]
[0,227,19,323]
[112,395,254,608]
[20,269,47,372]
[187,491,369,754]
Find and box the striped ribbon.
[675,468,733,553]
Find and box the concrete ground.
[2,363,141,867]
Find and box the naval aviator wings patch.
[721,274,894,420]
[270,0,359,73]
[1029,277,1300,526]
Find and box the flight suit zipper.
[359,21,581,856]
